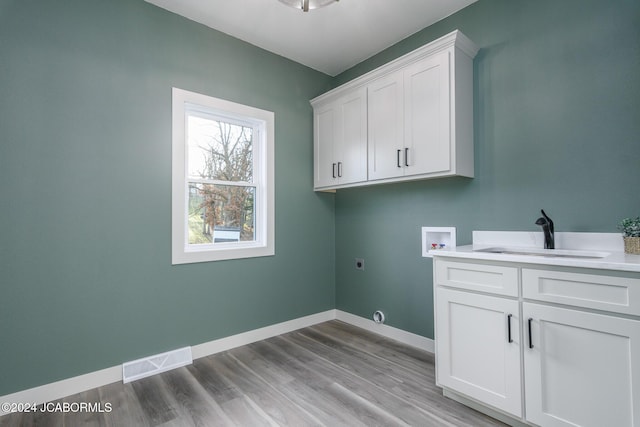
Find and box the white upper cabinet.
[311,30,478,191]
[314,104,336,189]
[403,52,452,177]
[369,50,452,180]
[367,69,404,180]
[314,88,367,188]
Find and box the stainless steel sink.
[473,247,609,259]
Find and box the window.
[172,88,274,264]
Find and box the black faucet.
[535,209,555,249]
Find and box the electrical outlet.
[355,258,364,271]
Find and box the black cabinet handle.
[528,318,534,349]
[507,314,513,343]
[332,163,337,178]
[405,148,409,167]
[338,162,343,177]
[397,149,402,168]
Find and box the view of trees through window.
[187,113,255,245]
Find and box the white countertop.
[429,244,640,273]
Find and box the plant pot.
[623,236,640,255]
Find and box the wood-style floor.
[0,321,505,426]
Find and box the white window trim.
[171,87,275,264]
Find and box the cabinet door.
[367,70,404,181]
[335,88,367,185]
[404,50,451,176]
[523,302,640,427]
[314,90,367,189]
[314,104,336,188]
[436,287,522,417]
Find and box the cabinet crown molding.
[311,29,478,107]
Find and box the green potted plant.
[618,217,640,255]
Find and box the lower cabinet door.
[523,302,640,427]
[436,288,522,417]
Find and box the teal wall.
[334,0,640,338]
[1,0,639,397]
[0,0,335,395]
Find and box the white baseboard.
[0,308,432,416]
[335,310,435,353]
[190,309,336,359]
[0,310,335,416]
[0,365,122,416]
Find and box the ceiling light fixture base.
[278,0,339,12]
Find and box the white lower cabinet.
[523,302,640,427]
[434,258,640,427]
[436,287,522,417]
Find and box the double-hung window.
[172,88,274,264]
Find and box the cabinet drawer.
[522,269,640,316]
[435,260,518,297]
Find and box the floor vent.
[122,346,192,383]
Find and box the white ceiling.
[144,0,476,76]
